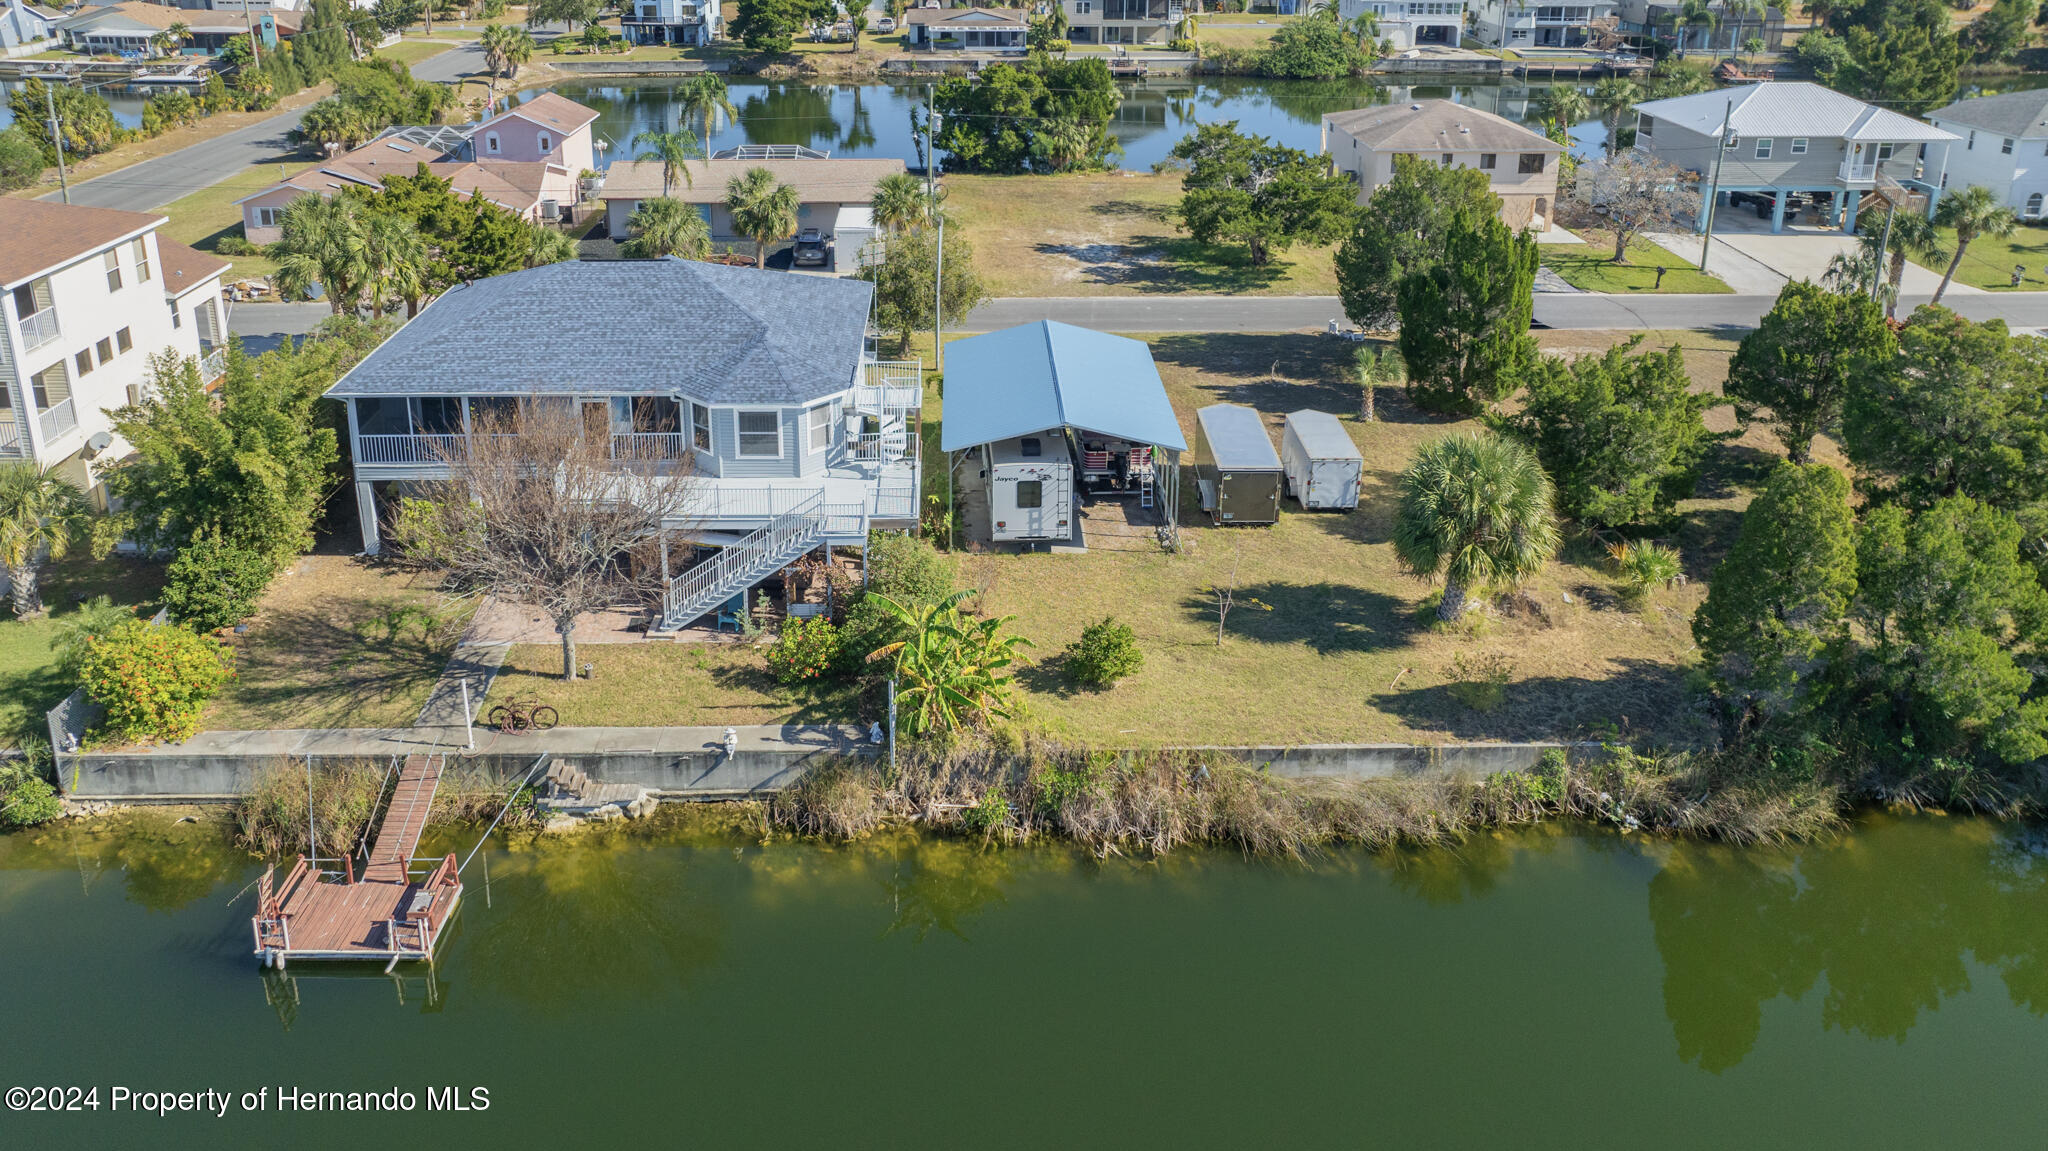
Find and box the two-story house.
[1323,100,1563,229]
[1632,82,1956,233]
[619,0,720,45]
[1337,0,1465,48]
[326,258,922,632]
[0,200,228,505]
[237,94,598,243]
[1060,0,1181,46]
[1469,0,1619,49]
[1616,0,1783,53]
[1925,89,2048,220]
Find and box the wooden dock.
[252,755,462,968]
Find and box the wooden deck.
[253,755,462,967]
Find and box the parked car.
[876,15,896,32]
[793,228,829,267]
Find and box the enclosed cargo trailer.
[1192,404,1282,526]
[1280,410,1363,511]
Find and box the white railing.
[873,479,917,520]
[37,398,75,443]
[611,431,687,460]
[849,431,915,464]
[356,432,464,464]
[664,491,826,624]
[200,347,225,380]
[19,308,58,351]
[0,418,22,456]
[1840,159,1878,185]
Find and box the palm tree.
[620,196,711,259]
[724,166,801,268]
[633,127,702,197]
[271,194,371,315]
[0,462,93,618]
[868,591,1033,735]
[1858,206,1948,318]
[480,23,516,93]
[1590,77,1638,157]
[1030,116,1095,173]
[1932,184,2018,304]
[1344,9,1378,49]
[1674,0,1718,54]
[296,101,374,152]
[1802,0,1836,30]
[150,21,189,58]
[48,594,134,674]
[1392,434,1559,623]
[502,26,537,74]
[676,74,738,152]
[524,222,577,267]
[362,212,430,317]
[1536,85,1589,131]
[871,171,930,232]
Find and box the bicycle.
[486,697,559,733]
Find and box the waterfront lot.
[947,172,1340,298]
[0,557,162,742]
[483,328,1769,746]
[201,556,469,731]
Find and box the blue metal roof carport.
[941,321,1189,547]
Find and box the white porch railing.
[1840,158,1879,185]
[850,430,915,464]
[200,347,225,381]
[0,418,23,456]
[37,398,76,443]
[19,308,58,352]
[611,431,687,460]
[356,433,464,464]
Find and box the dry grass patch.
[202,556,470,731]
[489,641,863,727]
[946,172,1340,298]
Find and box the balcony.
[355,432,465,464]
[200,347,225,381]
[0,418,24,457]
[37,398,76,444]
[1839,158,1878,185]
[19,308,59,352]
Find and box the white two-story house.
[1470,0,1619,48]
[1060,0,1181,46]
[0,200,228,505]
[1337,0,1464,48]
[620,0,720,45]
[326,258,922,632]
[1323,100,1564,229]
[1925,89,2048,220]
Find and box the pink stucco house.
[236,95,599,244]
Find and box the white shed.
[1280,410,1363,510]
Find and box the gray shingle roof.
[1323,99,1558,153]
[1927,89,2048,139]
[325,260,874,404]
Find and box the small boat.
[130,63,207,86]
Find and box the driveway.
[1648,213,1974,297]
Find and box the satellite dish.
[83,431,113,456]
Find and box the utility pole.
[1697,97,1732,274]
[1870,201,1896,305]
[934,213,945,375]
[43,83,68,204]
[923,83,934,202]
[244,4,262,67]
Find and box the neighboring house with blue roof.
[324,258,923,630]
[941,321,1187,548]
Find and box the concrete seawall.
[56,726,1595,801]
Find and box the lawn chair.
[715,594,746,632]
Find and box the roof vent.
[1459,125,1469,133]
[1410,103,1422,111]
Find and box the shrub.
[961,788,1011,835]
[80,620,236,745]
[48,595,137,675]
[1609,540,1683,609]
[1446,650,1513,712]
[161,533,278,631]
[1062,616,1144,686]
[866,529,955,605]
[766,615,844,685]
[0,763,61,828]
[213,233,263,256]
[1168,36,1197,52]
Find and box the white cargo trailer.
[1280,410,1363,510]
[983,431,1073,542]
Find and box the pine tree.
[1727,280,1895,463]
[1395,213,1538,415]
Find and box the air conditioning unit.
[539,199,562,221]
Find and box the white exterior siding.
[1926,118,2048,218]
[1337,0,1464,47]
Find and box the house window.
[691,401,711,451]
[806,403,832,453]
[255,207,281,228]
[411,397,464,434]
[132,238,150,282]
[103,249,122,292]
[537,131,553,153]
[1754,138,1772,159]
[736,410,781,457]
[115,327,131,353]
[484,131,501,155]
[1075,1,1091,12]
[169,301,181,330]
[1876,143,1895,161]
[95,337,112,364]
[1518,153,1547,174]
[75,349,93,376]
[1478,153,1497,170]
[1967,130,1976,150]
[2003,137,2016,154]
[1790,137,1807,155]
[1441,153,1453,167]
[2029,193,2045,218]
[30,363,67,408]
[1639,116,1655,139]
[1016,480,1043,509]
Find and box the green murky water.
[2,811,2046,1147]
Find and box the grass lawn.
[1540,232,1731,293]
[156,154,317,283]
[1907,221,2048,291]
[483,327,1789,746]
[491,642,864,726]
[1198,20,1286,50]
[946,172,1340,298]
[201,556,471,731]
[0,557,163,745]
[375,39,460,66]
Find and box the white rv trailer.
[1280,410,1364,510]
[983,430,1073,542]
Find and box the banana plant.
[867,590,1033,736]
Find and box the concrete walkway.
[414,640,511,727]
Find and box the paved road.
[42,44,470,214]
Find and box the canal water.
[3,810,2047,1147]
